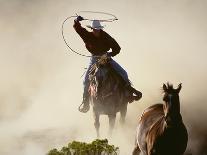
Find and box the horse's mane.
[166,82,173,89]
[162,82,174,93]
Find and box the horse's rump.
[137,104,165,153]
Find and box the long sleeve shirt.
[73,20,121,56]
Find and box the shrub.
[47,139,119,155]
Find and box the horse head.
[89,58,118,100]
[96,62,119,98]
[162,83,182,126]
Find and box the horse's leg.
[132,144,141,155]
[108,114,116,137]
[93,112,100,138]
[120,103,127,125]
[132,134,141,155]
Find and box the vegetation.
[47,139,119,155]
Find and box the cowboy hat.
[86,20,105,30]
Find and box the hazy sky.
[0,0,207,154]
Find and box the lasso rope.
[76,11,118,22]
[61,11,118,58]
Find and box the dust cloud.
[0,0,207,154]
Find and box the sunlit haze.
[0,0,207,154]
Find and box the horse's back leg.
[108,114,116,137]
[93,112,100,138]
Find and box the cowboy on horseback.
[73,16,142,113]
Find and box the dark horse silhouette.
[133,83,188,155]
[87,57,129,137]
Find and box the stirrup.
[78,103,90,113]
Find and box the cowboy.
[73,16,142,113]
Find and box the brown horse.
[88,57,137,137]
[133,83,188,155]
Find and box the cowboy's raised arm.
[73,16,90,41]
[106,33,121,57]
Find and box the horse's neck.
[165,112,183,128]
[165,99,183,127]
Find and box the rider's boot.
[79,93,90,113]
[127,86,142,103]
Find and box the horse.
[132,83,188,155]
[87,56,131,137]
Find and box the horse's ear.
[163,83,167,92]
[177,83,182,93]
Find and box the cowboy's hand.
[101,54,108,60]
[76,16,84,21]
